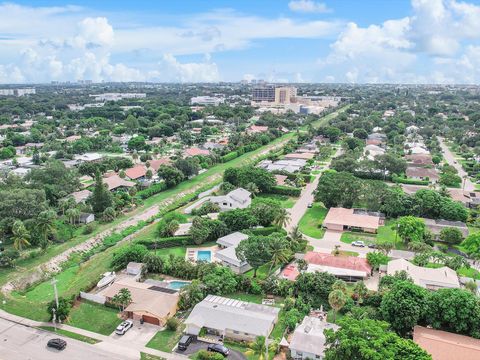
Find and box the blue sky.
[1,0,480,84]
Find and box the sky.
[2,0,480,84]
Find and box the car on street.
[351,240,366,247]
[115,319,133,335]
[367,243,377,249]
[47,338,67,350]
[207,343,230,357]
[177,335,194,351]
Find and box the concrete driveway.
[109,321,160,347]
[176,340,246,360]
[322,230,343,241]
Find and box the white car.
[351,240,366,247]
[115,320,133,335]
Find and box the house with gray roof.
[215,232,251,274]
[289,316,339,360]
[185,295,280,341]
[422,218,469,239]
[210,188,252,211]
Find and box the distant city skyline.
[2,0,480,84]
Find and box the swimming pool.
[167,281,190,290]
[197,250,212,262]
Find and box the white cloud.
[288,0,331,13]
[159,54,220,82]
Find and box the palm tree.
[132,151,139,163]
[65,208,80,225]
[332,279,348,294]
[112,288,132,312]
[36,210,56,250]
[268,237,291,274]
[353,280,368,304]
[328,289,347,322]
[11,220,30,251]
[273,208,291,228]
[245,182,260,197]
[245,336,276,360]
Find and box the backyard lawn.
[298,203,328,239]
[67,301,122,336]
[147,325,185,353]
[38,326,100,344]
[256,193,297,208]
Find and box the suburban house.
[100,277,179,326]
[363,144,385,160]
[70,189,91,204]
[323,207,385,233]
[125,164,148,180]
[103,175,136,191]
[422,218,469,238]
[78,213,95,224]
[247,125,269,134]
[184,147,210,157]
[258,158,307,173]
[289,315,339,360]
[386,258,460,290]
[184,295,280,341]
[405,154,434,167]
[215,232,251,274]
[148,158,172,172]
[284,152,315,161]
[413,326,480,360]
[304,251,372,281]
[209,188,252,211]
[406,166,439,182]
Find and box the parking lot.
[175,340,246,360]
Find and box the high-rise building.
[275,86,297,104]
[252,85,276,102]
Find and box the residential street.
[439,137,475,192]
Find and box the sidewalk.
[0,309,187,360]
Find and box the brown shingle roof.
[103,175,135,191]
[414,326,480,360]
[125,165,147,180]
[304,251,372,273]
[324,207,381,230]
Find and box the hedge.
[221,151,239,163]
[136,236,195,249]
[392,175,429,186]
[271,185,301,196]
[135,182,167,200]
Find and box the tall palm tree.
[65,208,80,225]
[273,208,291,229]
[268,237,291,274]
[132,151,139,163]
[36,210,56,250]
[332,279,348,294]
[11,220,30,251]
[328,289,347,322]
[246,336,276,360]
[112,288,132,312]
[288,226,304,251]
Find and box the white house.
[215,232,251,274]
[289,316,339,360]
[209,188,252,211]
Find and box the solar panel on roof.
[147,286,177,294]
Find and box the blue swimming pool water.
[168,281,190,290]
[197,250,212,262]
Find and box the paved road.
[439,137,475,192]
[285,146,342,233]
[0,317,133,360]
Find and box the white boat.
[97,272,116,288]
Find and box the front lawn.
[67,301,122,336]
[340,232,376,244]
[256,193,297,209]
[38,326,100,344]
[147,325,184,353]
[332,250,359,257]
[298,203,328,239]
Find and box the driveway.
[176,340,246,360]
[322,230,343,241]
[109,321,160,347]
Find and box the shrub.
[166,317,179,331]
[82,223,96,235]
[135,182,167,200]
[196,350,224,360]
[271,185,301,196]
[47,297,72,322]
[221,151,239,163]
[111,244,148,270]
[392,175,429,186]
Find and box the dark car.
[177,335,194,351]
[47,338,67,350]
[367,243,377,249]
[207,343,230,357]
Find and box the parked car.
[351,241,366,247]
[47,338,67,350]
[307,203,313,208]
[115,320,133,335]
[208,343,230,357]
[367,243,377,249]
[177,335,194,351]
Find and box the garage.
[143,315,160,325]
